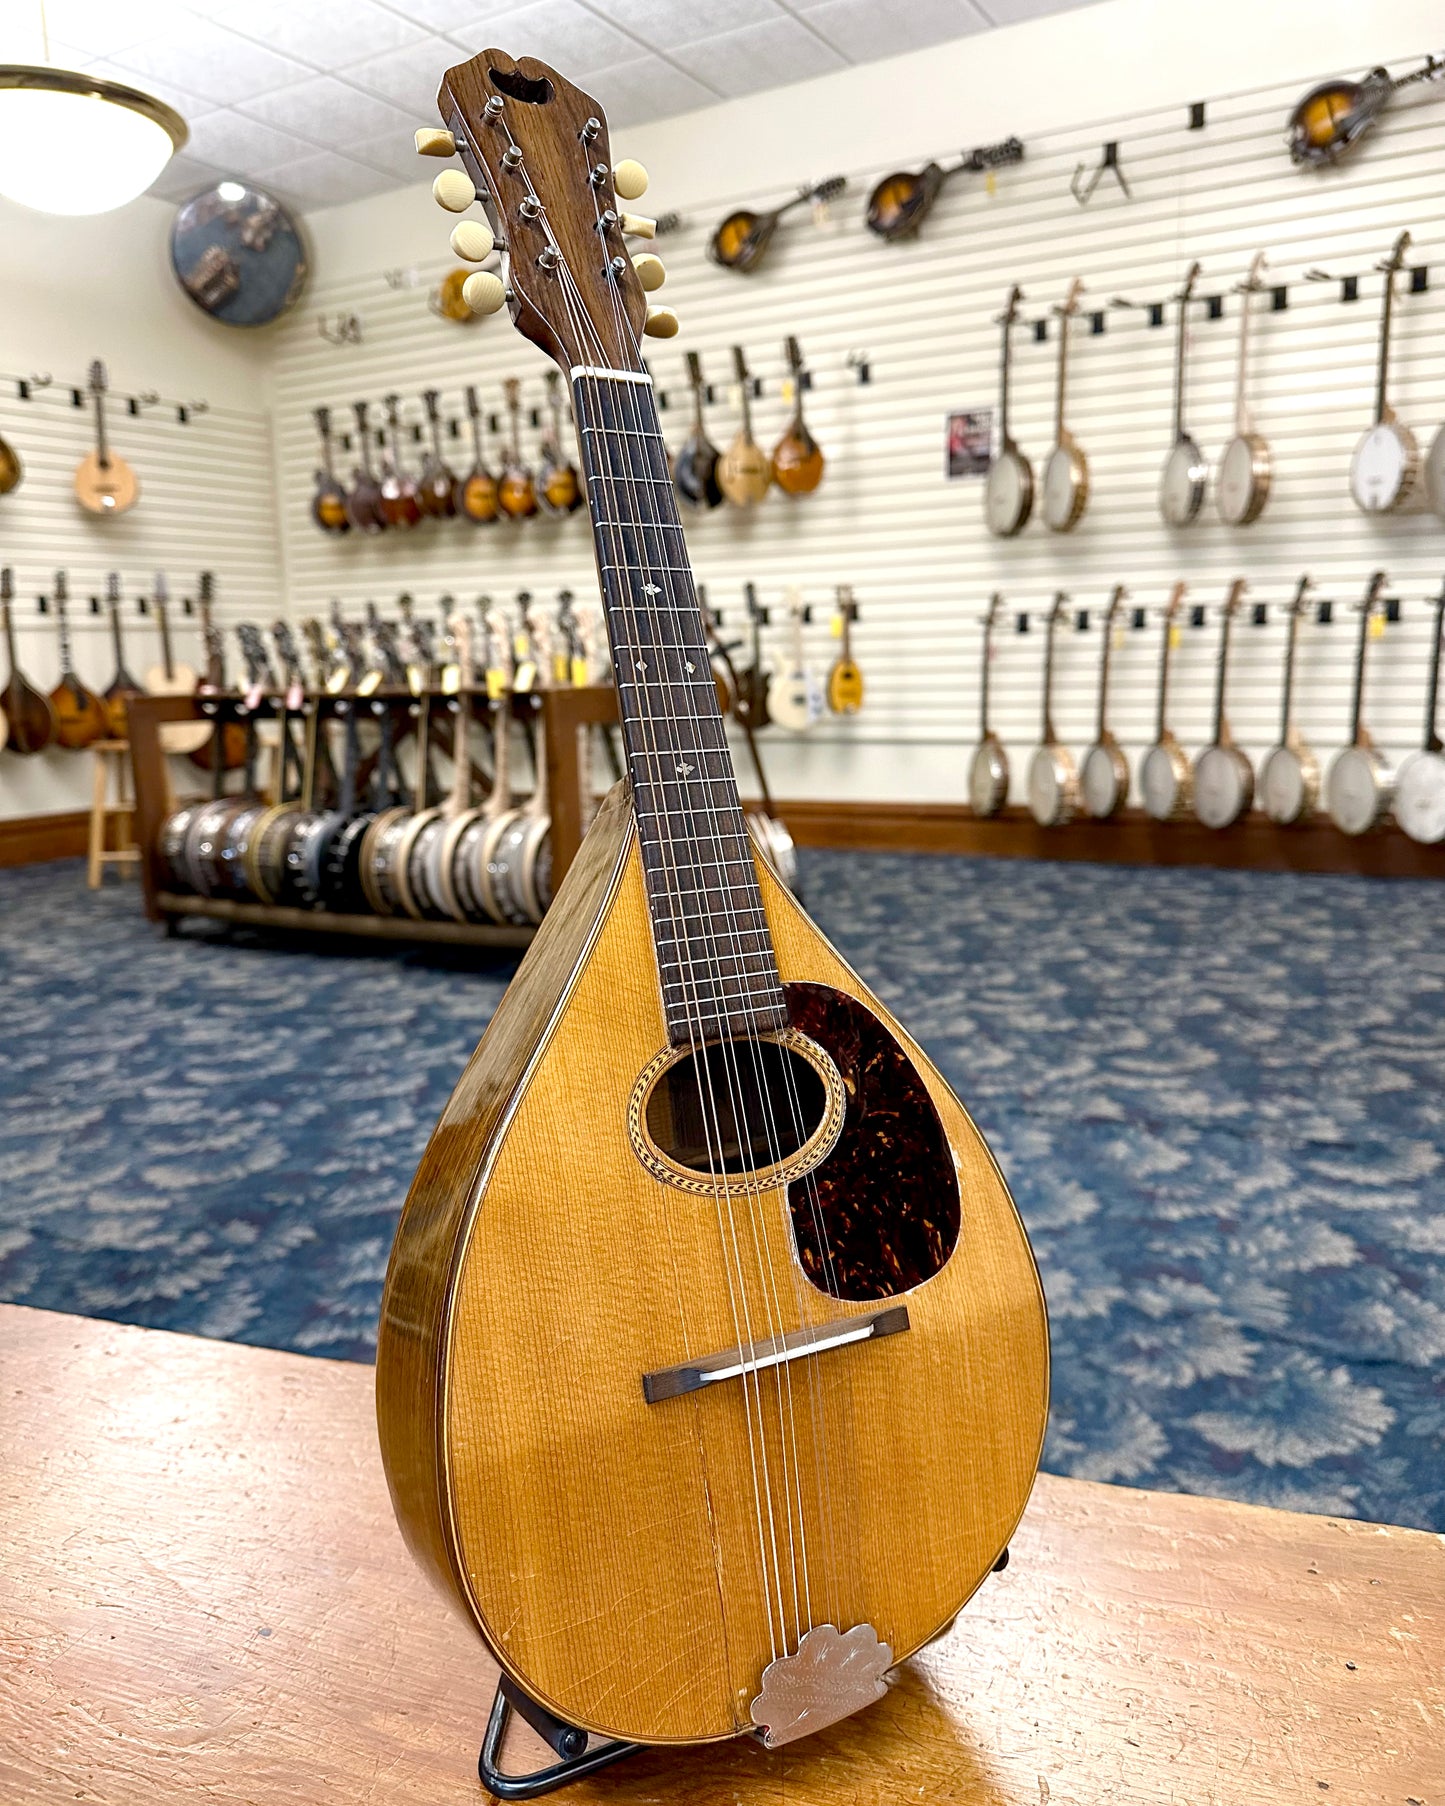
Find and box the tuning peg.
[613,159,648,200]
[620,212,656,241]
[450,219,494,262]
[643,305,679,339]
[433,169,475,213]
[462,271,506,316]
[632,253,665,292]
[415,127,456,157]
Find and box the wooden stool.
[87,738,141,889]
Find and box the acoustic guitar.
[709,175,846,273]
[1394,577,1445,844]
[346,400,386,533]
[1192,579,1255,830]
[1138,584,1192,821]
[1326,573,1394,835]
[1215,253,1271,526]
[47,573,108,749]
[1258,578,1319,826]
[379,48,1046,1759]
[826,587,864,715]
[311,406,351,533]
[1,567,56,754]
[675,350,724,509]
[1027,593,1079,827]
[1079,585,1130,819]
[769,589,825,733]
[1159,263,1206,527]
[379,394,423,528]
[865,138,1024,241]
[1288,52,1443,165]
[101,572,145,737]
[418,389,458,518]
[1040,277,1089,534]
[537,370,582,515]
[983,286,1032,537]
[74,360,139,516]
[499,377,538,518]
[1349,232,1416,515]
[967,592,1008,817]
[459,385,501,523]
[771,337,825,496]
[717,347,772,506]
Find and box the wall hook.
[1071,141,1130,206]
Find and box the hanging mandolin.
[865,137,1023,242]
[710,175,846,274]
[378,51,1046,1772]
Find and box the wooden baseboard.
[0,810,90,869]
[777,800,1445,878]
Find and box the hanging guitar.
[709,175,846,273]
[769,589,825,733]
[1,568,56,754]
[380,51,1046,1770]
[1326,573,1394,835]
[771,337,825,496]
[1258,578,1319,826]
[1192,580,1255,830]
[1394,578,1445,844]
[674,350,723,509]
[717,346,772,506]
[826,587,864,715]
[984,285,1032,537]
[967,592,1008,817]
[1349,231,1416,515]
[101,573,145,737]
[74,360,139,516]
[46,572,108,749]
[1288,52,1443,166]
[1079,585,1129,819]
[311,406,351,533]
[865,138,1023,241]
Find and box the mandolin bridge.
[641,1305,908,1404]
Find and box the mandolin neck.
[572,369,787,1045]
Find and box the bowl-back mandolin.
[674,349,723,509]
[376,49,1047,1761]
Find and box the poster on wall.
[946,408,993,479]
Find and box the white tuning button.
[433,169,475,212]
[612,158,648,200]
[450,219,495,262]
[643,305,679,339]
[632,253,665,292]
[415,127,456,157]
[619,212,657,241]
[462,270,506,316]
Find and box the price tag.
[356,670,381,697]
[830,613,843,639]
[553,652,570,686]
[1113,624,1125,651]
[441,662,461,694]
[1169,624,1182,651]
[326,668,347,695]
[513,658,537,693]
[513,630,530,660]
[486,666,506,701]
[985,170,997,197]
[779,378,795,406]
[570,655,589,687]
[1369,611,1385,639]
[286,680,304,712]
[406,662,425,695]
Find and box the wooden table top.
[1,1302,1440,1804]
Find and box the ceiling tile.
[107,19,310,106]
[349,128,427,180]
[973,0,1103,19]
[668,16,846,98]
[65,54,216,125]
[582,0,786,50]
[36,0,188,59]
[586,53,721,128]
[145,151,229,203]
[390,0,508,27]
[237,73,416,144]
[802,0,987,61]
[230,0,428,69]
[447,1,642,75]
[251,149,395,209]
[184,108,321,171]
[341,34,467,116]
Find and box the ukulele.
[418,389,458,518]
[1289,52,1443,165]
[1349,232,1417,515]
[46,573,108,749]
[1079,586,1130,819]
[967,592,1008,817]
[1394,577,1445,844]
[381,49,1046,1760]
[717,346,772,506]
[192,571,248,772]
[771,337,825,496]
[733,582,773,729]
[770,589,825,733]
[826,587,864,715]
[311,406,351,532]
[1159,263,1206,526]
[1258,578,1319,826]
[709,175,846,273]
[142,575,212,757]
[499,377,538,518]
[1326,573,1394,835]
[1215,253,1272,526]
[984,286,1033,537]
[865,138,1024,241]
[1192,580,1255,829]
[1138,584,1192,820]
[0,420,22,496]
[101,573,144,737]
[1,568,56,754]
[536,370,581,515]
[459,384,501,522]
[379,394,423,528]
[1040,277,1089,534]
[74,360,139,516]
[1027,592,1079,827]
[675,351,724,509]
[346,400,386,533]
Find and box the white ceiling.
[19,0,1102,212]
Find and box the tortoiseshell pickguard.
[783,981,959,1301]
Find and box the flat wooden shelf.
[156,892,534,948]
[2,1302,1440,1803]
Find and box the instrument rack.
[127,685,623,947]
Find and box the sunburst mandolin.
[377,49,1047,1765]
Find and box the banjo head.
[1393,749,1445,843]
[1041,441,1088,533]
[1350,421,1417,513]
[983,445,1033,537]
[968,738,1009,816]
[1215,432,1271,526]
[1193,744,1254,829]
[1327,744,1393,835]
[1159,437,1207,525]
[1027,744,1077,827]
[1139,741,1191,820]
[1080,742,1127,818]
[1258,743,1318,825]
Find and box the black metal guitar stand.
[478,1674,644,1800]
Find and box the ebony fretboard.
[573,370,787,1046]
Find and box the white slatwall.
[0,378,280,816]
[220,51,1445,807]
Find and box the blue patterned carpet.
[2,852,1442,1530]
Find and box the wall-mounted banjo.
[1394,577,1445,844]
[1027,592,1078,827]
[1326,572,1394,834]
[984,285,1033,538]
[1258,577,1319,825]
[1193,579,1255,829]
[1349,231,1417,515]
[1080,585,1129,819]
[1139,582,1192,820]
[1041,278,1089,533]
[1215,252,1272,526]
[967,593,1008,816]
[1159,262,1206,527]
